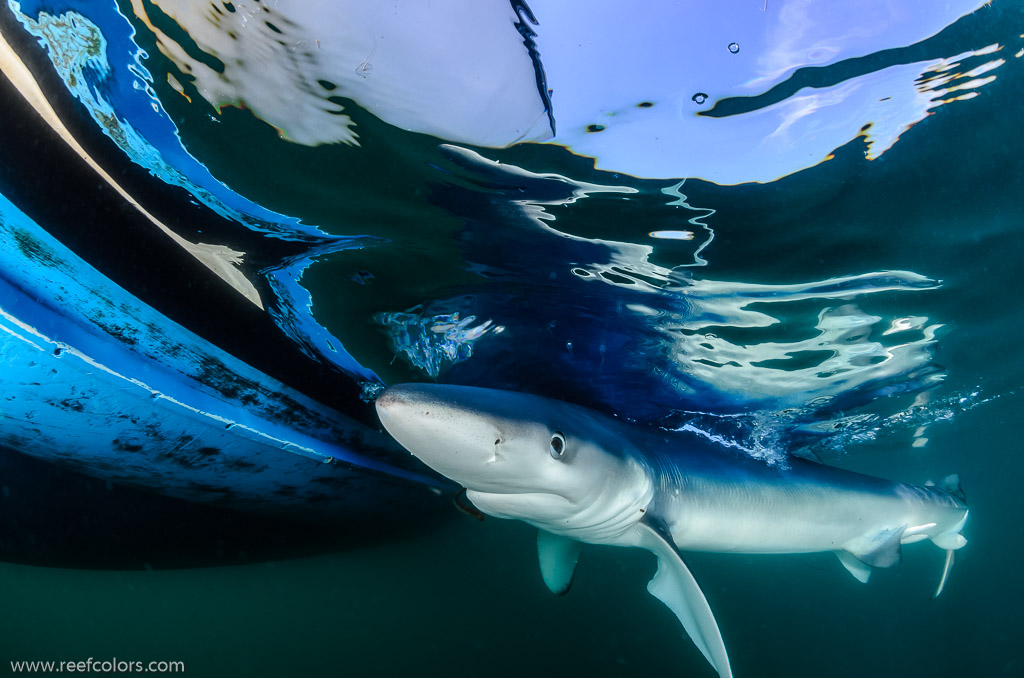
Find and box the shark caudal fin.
[835,475,968,595]
[926,474,968,549]
[933,549,956,599]
[925,474,969,598]
[638,523,732,678]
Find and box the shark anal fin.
[536,530,582,596]
[639,524,732,678]
[835,550,872,584]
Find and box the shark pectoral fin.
[537,530,582,596]
[835,550,872,583]
[847,524,907,569]
[639,525,732,678]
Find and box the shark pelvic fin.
[536,530,582,596]
[834,550,872,584]
[638,523,732,678]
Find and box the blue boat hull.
[0,195,444,518]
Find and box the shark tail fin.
[926,474,968,551]
[929,507,968,598]
[920,475,968,597]
[932,548,956,599]
[929,512,968,550]
[639,523,732,678]
[928,473,970,547]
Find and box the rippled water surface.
[1,1,1022,676]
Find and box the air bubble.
[692,92,708,105]
[728,42,740,54]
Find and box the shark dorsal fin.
[638,523,733,678]
[536,530,582,596]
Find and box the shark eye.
[549,432,566,459]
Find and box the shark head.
[376,383,653,542]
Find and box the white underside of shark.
[376,384,968,678]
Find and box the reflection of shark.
[376,383,969,678]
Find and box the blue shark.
[376,383,969,677]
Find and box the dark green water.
[0,393,1020,677]
[1,1,1023,677]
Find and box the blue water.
[1,1,1022,676]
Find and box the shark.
[375,383,969,678]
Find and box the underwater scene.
[0,1,1021,676]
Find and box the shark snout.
[375,384,515,487]
[375,383,442,417]
[376,383,474,452]
[375,384,434,443]
[373,386,407,419]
